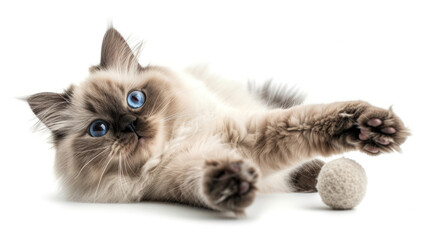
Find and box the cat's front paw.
[355,106,409,155]
[203,159,258,215]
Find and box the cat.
[27,27,409,215]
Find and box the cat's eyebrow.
[84,101,97,114]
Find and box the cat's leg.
[245,100,409,174]
[256,159,325,193]
[147,142,259,215]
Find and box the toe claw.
[375,138,390,145]
[364,145,380,154]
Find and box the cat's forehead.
[83,72,141,93]
[70,69,174,120]
[74,74,140,117]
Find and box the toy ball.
[316,158,367,210]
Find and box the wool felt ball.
[316,158,367,210]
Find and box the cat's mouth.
[121,116,160,158]
[124,120,149,139]
[129,128,143,140]
[122,120,147,148]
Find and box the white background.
[1,0,428,239]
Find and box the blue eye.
[89,120,109,137]
[127,90,146,109]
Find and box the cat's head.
[27,28,182,199]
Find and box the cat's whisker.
[123,155,135,176]
[161,110,200,124]
[147,92,179,118]
[153,101,170,117]
[93,153,114,202]
[163,181,185,198]
[147,88,163,117]
[118,152,128,200]
[163,111,197,122]
[73,146,112,156]
[121,155,131,183]
[126,154,137,172]
[74,147,110,180]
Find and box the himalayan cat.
[27,27,409,215]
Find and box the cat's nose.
[119,114,137,132]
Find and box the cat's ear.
[91,27,142,72]
[27,86,74,140]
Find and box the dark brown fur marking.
[289,159,325,193]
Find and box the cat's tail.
[247,79,305,109]
[257,159,325,193]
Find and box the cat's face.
[27,28,181,194]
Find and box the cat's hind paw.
[203,159,258,214]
